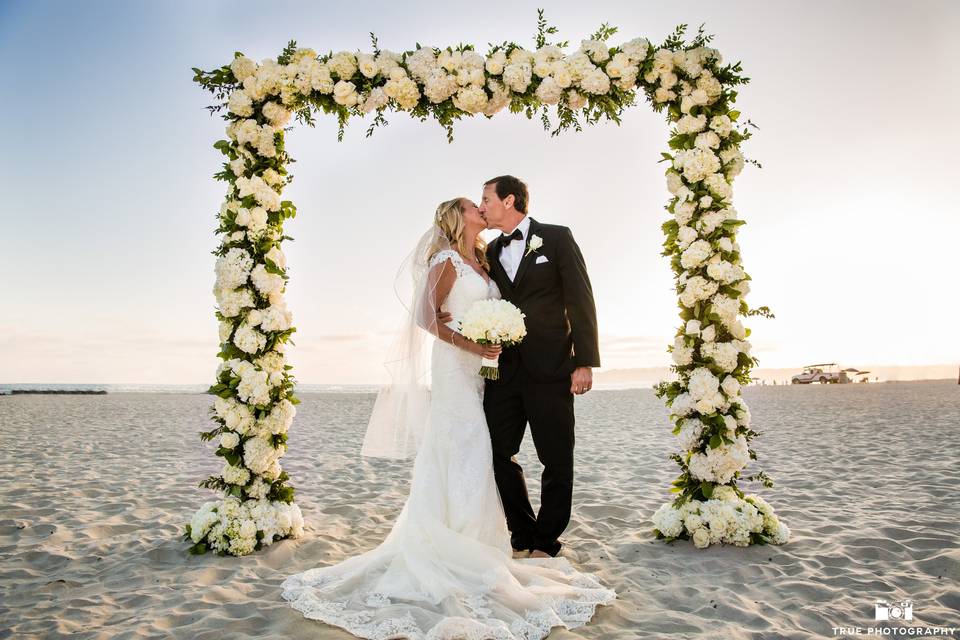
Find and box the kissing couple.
[281,175,616,640]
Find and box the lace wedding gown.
[281,249,616,639]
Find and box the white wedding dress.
[281,249,616,640]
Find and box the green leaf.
[709,434,722,449]
[700,481,714,498]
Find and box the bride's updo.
[431,198,489,270]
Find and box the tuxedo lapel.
[511,217,540,290]
[489,235,513,293]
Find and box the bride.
[280,197,616,639]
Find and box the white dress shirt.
[499,215,531,281]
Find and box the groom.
[478,175,600,558]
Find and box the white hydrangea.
[676,114,707,134]
[704,173,732,200]
[710,294,741,330]
[579,39,610,64]
[676,417,704,451]
[222,462,251,485]
[675,226,697,251]
[258,398,297,436]
[579,68,611,95]
[249,300,293,332]
[214,286,255,318]
[230,56,258,82]
[679,276,719,308]
[687,367,724,414]
[671,335,694,366]
[680,239,713,269]
[261,101,291,127]
[701,341,740,373]
[214,248,254,290]
[697,72,723,100]
[328,51,357,79]
[502,62,532,93]
[710,114,733,137]
[235,175,281,212]
[720,146,745,178]
[243,436,284,475]
[250,263,284,296]
[673,147,722,183]
[452,85,488,113]
[534,77,562,105]
[695,131,721,150]
[228,90,254,117]
[674,201,696,227]
[214,395,256,434]
[234,321,267,354]
[652,502,684,538]
[687,435,750,484]
[236,368,271,406]
[706,259,745,284]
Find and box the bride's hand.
[478,343,502,359]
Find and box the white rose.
[566,90,587,110]
[654,87,676,103]
[356,53,378,78]
[220,431,240,449]
[701,324,717,342]
[333,80,358,107]
[485,50,507,75]
[693,527,711,548]
[720,375,741,397]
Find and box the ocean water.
[0,382,384,395]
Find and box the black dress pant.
[483,367,575,557]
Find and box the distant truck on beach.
[791,363,865,384]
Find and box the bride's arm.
[419,259,498,358]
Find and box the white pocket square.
[535,255,549,264]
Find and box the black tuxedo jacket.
[486,217,600,384]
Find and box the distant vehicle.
[791,363,856,384]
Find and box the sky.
[1,0,957,385]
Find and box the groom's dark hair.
[484,175,528,214]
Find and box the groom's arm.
[556,227,601,370]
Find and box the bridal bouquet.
[458,299,527,380]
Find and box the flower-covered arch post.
[185,12,788,556]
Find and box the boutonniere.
[525,234,543,257]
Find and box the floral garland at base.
[187,11,786,555]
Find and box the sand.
[1,381,957,639]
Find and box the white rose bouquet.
[458,299,527,380]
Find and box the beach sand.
[1,381,957,639]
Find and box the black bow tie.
[502,228,524,244]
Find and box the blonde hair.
[431,198,489,270]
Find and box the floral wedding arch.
[184,13,789,556]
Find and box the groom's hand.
[436,311,453,324]
[571,367,593,395]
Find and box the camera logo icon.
[875,600,913,621]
